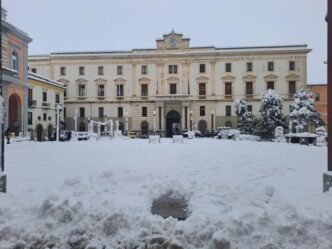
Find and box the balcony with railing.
[28,100,37,108]
[42,102,50,109]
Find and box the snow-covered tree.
[233,99,253,134]
[257,89,286,139]
[290,89,325,131]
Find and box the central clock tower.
[156,31,190,50]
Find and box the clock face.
[169,38,177,46]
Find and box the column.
[132,63,137,97]
[211,60,216,95]
[181,106,185,131]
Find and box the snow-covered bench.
[149,135,160,144]
[173,135,183,144]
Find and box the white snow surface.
[0,138,331,249]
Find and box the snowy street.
[0,138,331,249]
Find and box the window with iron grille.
[79,107,85,117]
[246,62,253,72]
[79,66,85,75]
[142,107,147,117]
[225,63,232,72]
[268,62,274,71]
[43,92,47,102]
[117,66,123,75]
[289,61,295,71]
[199,64,206,73]
[118,107,123,117]
[200,106,205,116]
[142,65,148,74]
[226,106,232,116]
[98,66,104,75]
[28,112,33,125]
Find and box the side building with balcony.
[28,31,310,137]
[27,72,65,141]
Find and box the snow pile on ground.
[0,138,331,249]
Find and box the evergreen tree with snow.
[233,99,253,134]
[290,89,325,131]
[257,89,286,139]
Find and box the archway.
[141,121,149,135]
[198,120,208,135]
[36,124,43,142]
[8,94,22,135]
[166,110,181,137]
[79,122,86,131]
[225,121,233,128]
[47,124,53,140]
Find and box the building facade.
[28,31,311,137]
[2,8,32,135]
[308,84,327,127]
[27,72,65,141]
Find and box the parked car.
[139,134,149,139]
[204,131,219,138]
[182,130,202,138]
[217,128,240,139]
[59,130,72,141]
[128,132,136,138]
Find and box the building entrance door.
[166,110,180,137]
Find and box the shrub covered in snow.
[256,90,286,139]
[290,89,325,132]
[233,99,253,134]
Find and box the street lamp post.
[56,104,62,142]
[125,112,128,137]
[211,110,215,137]
[153,111,156,135]
[190,110,193,131]
[74,109,78,131]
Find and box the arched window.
[11,51,19,71]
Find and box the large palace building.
[28,31,311,137]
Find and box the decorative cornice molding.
[285,73,301,80]
[94,78,107,83]
[113,77,127,83]
[264,74,278,80]
[242,74,257,80]
[222,75,236,80]
[166,76,180,82]
[196,75,209,81]
[75,78,88,84]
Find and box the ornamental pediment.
[196,76,209,81]
[156,30,190,50]
[57,78,70,84]
[94,78,107,83]
[264,74,278,80]
[75,78,88,84]
[166,76,180,82]
[242,74,257,80]
[222,75,236,81]
[285,73,300,80]
[138,77,151,83]
[113,77,127,83]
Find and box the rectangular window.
[288,81,296,95]
[64,107,66,118]
[98,107,104,117]
[315,93,321,102]
[246,82,253,95]
[247,105,253,113]
[170,83,177,94]
[199,64,206,73]
[226,106,232,116]
[117,66,123,75]
[117,84,124,97]
[289,61,295,71]
[79,107,85,118]
[98,84,105,96]
[98,66,104,75]
[28,88,33,101]
[43,91,47,102]
[64,87,67,97]
[169,65,178,74]
[268,62,274,71]
[60,66,66,76]
[142,65,148,74]
[78,84,85,96]
[56,94,60,104]
[142,107,147,117]
[200,106,205,116]
[31,68,37,73]
[43,113,47,121]
[267,81,274,90]
[141,84,148,96]
[225,82,232,96]
[199,83,206,96]
[246,62,253,72]
[225,63,232,72]
[28,112,33,125]
[79,66,85,75]
[118,107,123,117]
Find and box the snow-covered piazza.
[0,138,330,249]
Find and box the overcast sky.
[4,0,327,84]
